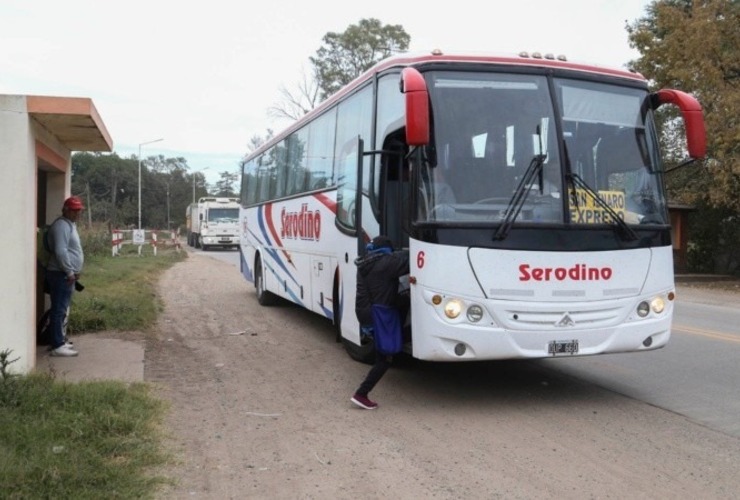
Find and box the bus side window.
[307,110,336,192]
[243,158,260,206]
[273,140,288,199]
[335,85,373,229]
[285,128,309,196]
[256,155,271,204]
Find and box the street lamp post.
[192,167,210,204]
[138,138,164,230]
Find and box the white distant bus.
[238,51,706,363]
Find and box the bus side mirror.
[652,89,706,159]
[400,67,430,146]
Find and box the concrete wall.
[0,96,73,375]
[0,95,38,374]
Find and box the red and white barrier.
[111,230,124,256]
[111,229,181,256]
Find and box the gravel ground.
[146,253,740,499]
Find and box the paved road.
[543,287,740,437]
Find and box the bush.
[686,203,740,275]
[78,223,113,258]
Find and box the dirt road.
[147,253,740,499]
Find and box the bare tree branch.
[268,66,321,121]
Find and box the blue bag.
[370,304,402,355]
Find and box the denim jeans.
[46,270,73,349]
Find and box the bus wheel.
[342,334,375,364]
[255,256,278,306]
[333,275,341,343]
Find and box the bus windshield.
[417,71,666,227]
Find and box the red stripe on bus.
[313,192,337,214]
[263,202,296,269]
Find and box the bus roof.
[244,50,646,161]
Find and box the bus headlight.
[637,301,650,317]
[466,305,484,323]
[651,296,665,314]
[444,299,463,319]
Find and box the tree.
[143,155,190,230]
[246,129,274,155]
[310,18,410,99]
[627,0,739,209]
[267,67,321,121]
[72,152,138,227]
[213,171,239,197]
[72,152,195,231]
[267,18,410,129]
[189,171,210,205]
[626,0,740,273]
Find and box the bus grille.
[501,304,623,330]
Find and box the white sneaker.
[47,341,75,352]
[50,344,79,357]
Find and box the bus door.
[378,131,411,249]
[352,137,378,254]
[355,131,409,250]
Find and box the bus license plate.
[548,340,579,355]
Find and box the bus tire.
[255,256,278,306]
[342,336,375,365]
[333,273,341,343]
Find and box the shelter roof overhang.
[27,95,113,152]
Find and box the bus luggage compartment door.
[311,256,335,319]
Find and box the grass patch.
[0,370,172,499]
[68,247,186,334]
[8,237,188,497]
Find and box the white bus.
[238,51,706,363]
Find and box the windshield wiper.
[493,153,546,240]
[567,173,639,241]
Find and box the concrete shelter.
[0,94,113,374]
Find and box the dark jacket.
[355,249,410,326]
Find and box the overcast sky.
[1,0,651,183]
